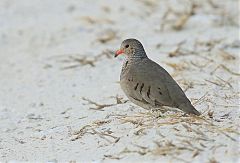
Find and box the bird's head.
[115,38,146,58]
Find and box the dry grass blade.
[219,49,236,61]
[82,97,115,110]
[71,125,92,141]
[191,115,214,126]
[205,77,233,89]
[80,16,97,24]
[168,47,200,58]
[207,0,219,8]
[165,62,188,71]
[60,55,96,69]
[181,140,203,152]
[175,133,215,142]
[119,117,144,126]
[211,144,227,154]
[209,157,219,163]
[160,8,172,31]
[173,14,191,30]
[182,124,205,137]
[172,3,196,30]
[220,64,240,76]
[220,127,240,135]
[93,120,111,125]
[82,95,127,111]
[192,150,200,158]
[61,64,82,70]
[171,156,191,163]
[160,2,197,31]
[205,79,225,87]
[104,155,121,160]
[218,130,237,142]
[119,147,150,156]
[139,0,158,8]
[109,95,128,104]
[211,64,240,76]
[168,46,181,57]
[190,60,211,68]
[195,38,224,51]
[80,16,114,25]
[216,76,233,88]
[153,141,194,156]
[192,92,208,105]
[70,56,94,65]
[95,49,114,60]
[97,30,117,44]
[52,49,116,70]
[182,81,193,92]
[134,128,146,135]
[115,96,128,104]
[91,129,120,143]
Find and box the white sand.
[0,0,239,162]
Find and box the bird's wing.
[138,59,200,115]
[127,59,176,107]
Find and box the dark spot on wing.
[158,87,162,95]
[147,86,151,98]
[140,83,144,95]
[134,83,139,90]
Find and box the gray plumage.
[115,38,200,116]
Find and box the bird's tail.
[178,102,201,116]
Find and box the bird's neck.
[129,49,148,60]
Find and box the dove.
[115,38,200,115]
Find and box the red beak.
[114,49,124,57]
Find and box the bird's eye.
[125,45,129,48]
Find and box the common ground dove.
[115,38,200,116]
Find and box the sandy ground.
[0,0,239,162]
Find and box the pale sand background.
[0,0,239,162]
